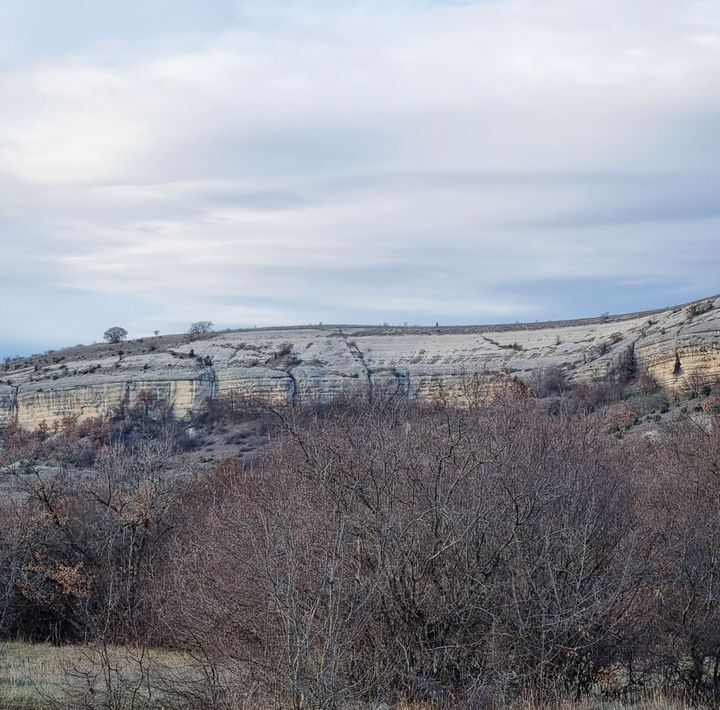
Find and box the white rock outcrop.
[2,297,719,430]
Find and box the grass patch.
[0,641,74,707]
[0,642,182,708]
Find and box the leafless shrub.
[58,642,160,710]
[0,434,183,644]
[154,395,648,705]
[187,321,214,336]
[636,368,660,394]
[686,300,714,322]
[275,341,293,358]
[604,401,639,433]
[681,370,708,399]
[701,396,720,414]
[3,393,720,706]
[531,366,567,397]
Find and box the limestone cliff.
[2,296,719,430]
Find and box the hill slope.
[1,296,719,430]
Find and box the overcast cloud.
[1,0,719,356]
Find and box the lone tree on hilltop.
[188,321,214,338]
[103,326,128,344]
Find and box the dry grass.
[396,693,707,710]
[0,642,180,708]
[0,641,83,707]
[0,642,713,709]
[507,697,702,710]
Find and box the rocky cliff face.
[2,297,719,430]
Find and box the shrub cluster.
[1,389,720,707]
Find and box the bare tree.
[188,321,214,337]
[4,382,720,707]
[135,388,156,417]
[155,394,652,706]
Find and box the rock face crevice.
[0,385,18,427]
[2,296,719,430]
[339,330,374,401]
[284,368,299,408]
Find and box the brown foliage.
[155,396,649,706]
[2,394,720,706]
[604,401,638,433]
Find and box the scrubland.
[0,370,719,708]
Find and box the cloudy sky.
[1,0,719,356]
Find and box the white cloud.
[0,0,718,353]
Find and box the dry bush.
[702,396,720,414]
[155,395,650,706]
[604,401,638,433]
[640,411,720,700]
[197,390,271,429]
[569,381,621,412]
[0,435,185,645]
[636,369,660,394]
[531,366,567,397]
[686,300,714,322]
[2,394,720,707]
[681,370,708,399]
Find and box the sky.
[1,0,719,357]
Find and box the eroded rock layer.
[2,297,719,429]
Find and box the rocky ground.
[1,295,718,430]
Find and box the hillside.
[1,295,719,430]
